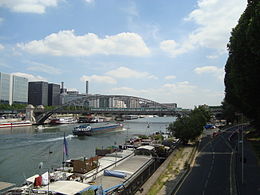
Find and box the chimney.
[86,81,89,95]
[61,82,64,93]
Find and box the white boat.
[0,120,32,128]
[49,117,77,125]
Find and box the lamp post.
[235,112,244,184]
[241,115,244,184]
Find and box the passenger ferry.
[73,123,123,136]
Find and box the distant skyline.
[0,0,247,108]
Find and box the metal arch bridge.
[35,94,177,124]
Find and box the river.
[0,116,175,185]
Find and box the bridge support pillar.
[26,104,36,123]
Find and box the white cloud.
[107,81,223,108]
[0,44,4,51]
[12,72,47,82]
[206,55,219,59]
[160,40,194,58]
[110,87,149,96]
[0,17,4,24]
[106,66,157,79]
[27,61,61,75]
[17,30,150,57]
[160,0,247,57]
[80,75,117,84]
[164,75,176,80]
[0,0,60,14]
[194,66,224,81]
[84,0,95,3]
[163,81,197,94]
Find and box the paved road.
[174,129,234,195]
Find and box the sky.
[0,0,247,108]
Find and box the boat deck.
[93,155,153,190]
[83,149,134,182]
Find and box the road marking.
[173,135,216,195]
[200,152,231,155]
[202,141,215,195]
[219,131,237,195]
[230,152,233,195]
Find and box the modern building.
[60,92,87,106]
[0,72,11,104]
[28,81,48,106]
[99,97,110,108]
[109,97,127,108]
[11,75,28,105]
[0,72,28,105]
[48,83,60,106]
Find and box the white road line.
[229,151,233,195]
[219,132,236,195]
[202,141,215,194]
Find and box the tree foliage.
[224,0,260,130]
[221,100,237,124]
[168,106,210,144]
[0,103,27,110]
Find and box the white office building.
[0,72,28,105]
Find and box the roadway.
[174,128,235,195]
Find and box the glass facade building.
[28,82,49,106]
[0,72,28,105]
[11,75,28,104]
[0,72,11,104]
[48,83,60,106]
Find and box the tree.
[224,0,260,130]
[168,106,210,144]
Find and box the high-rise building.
[0,72,28,105]
[0,72,11,104]
[11,75,28,105]
[28,81,48,106]
[48,83,60,106]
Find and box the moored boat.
[49,117,77,125]
[0,120,32,128]
[73,123,123,136]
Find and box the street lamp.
[236,112,244,184]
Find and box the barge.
[73,123,123,136]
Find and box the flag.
[63,134,69,158]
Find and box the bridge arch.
[35,95,171,124]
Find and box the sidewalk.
[135,146,194,195]
[235,139,260,195]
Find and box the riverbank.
[135,143,196,195]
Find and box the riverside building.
[0,72,28,105]
[48,83,60,106]
[28,81,49,106]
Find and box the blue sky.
[0,0,247,108]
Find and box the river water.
[0,116,175,185]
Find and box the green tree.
[221,100,237,124]
[224,0,260,130]
[168,106,210,144]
